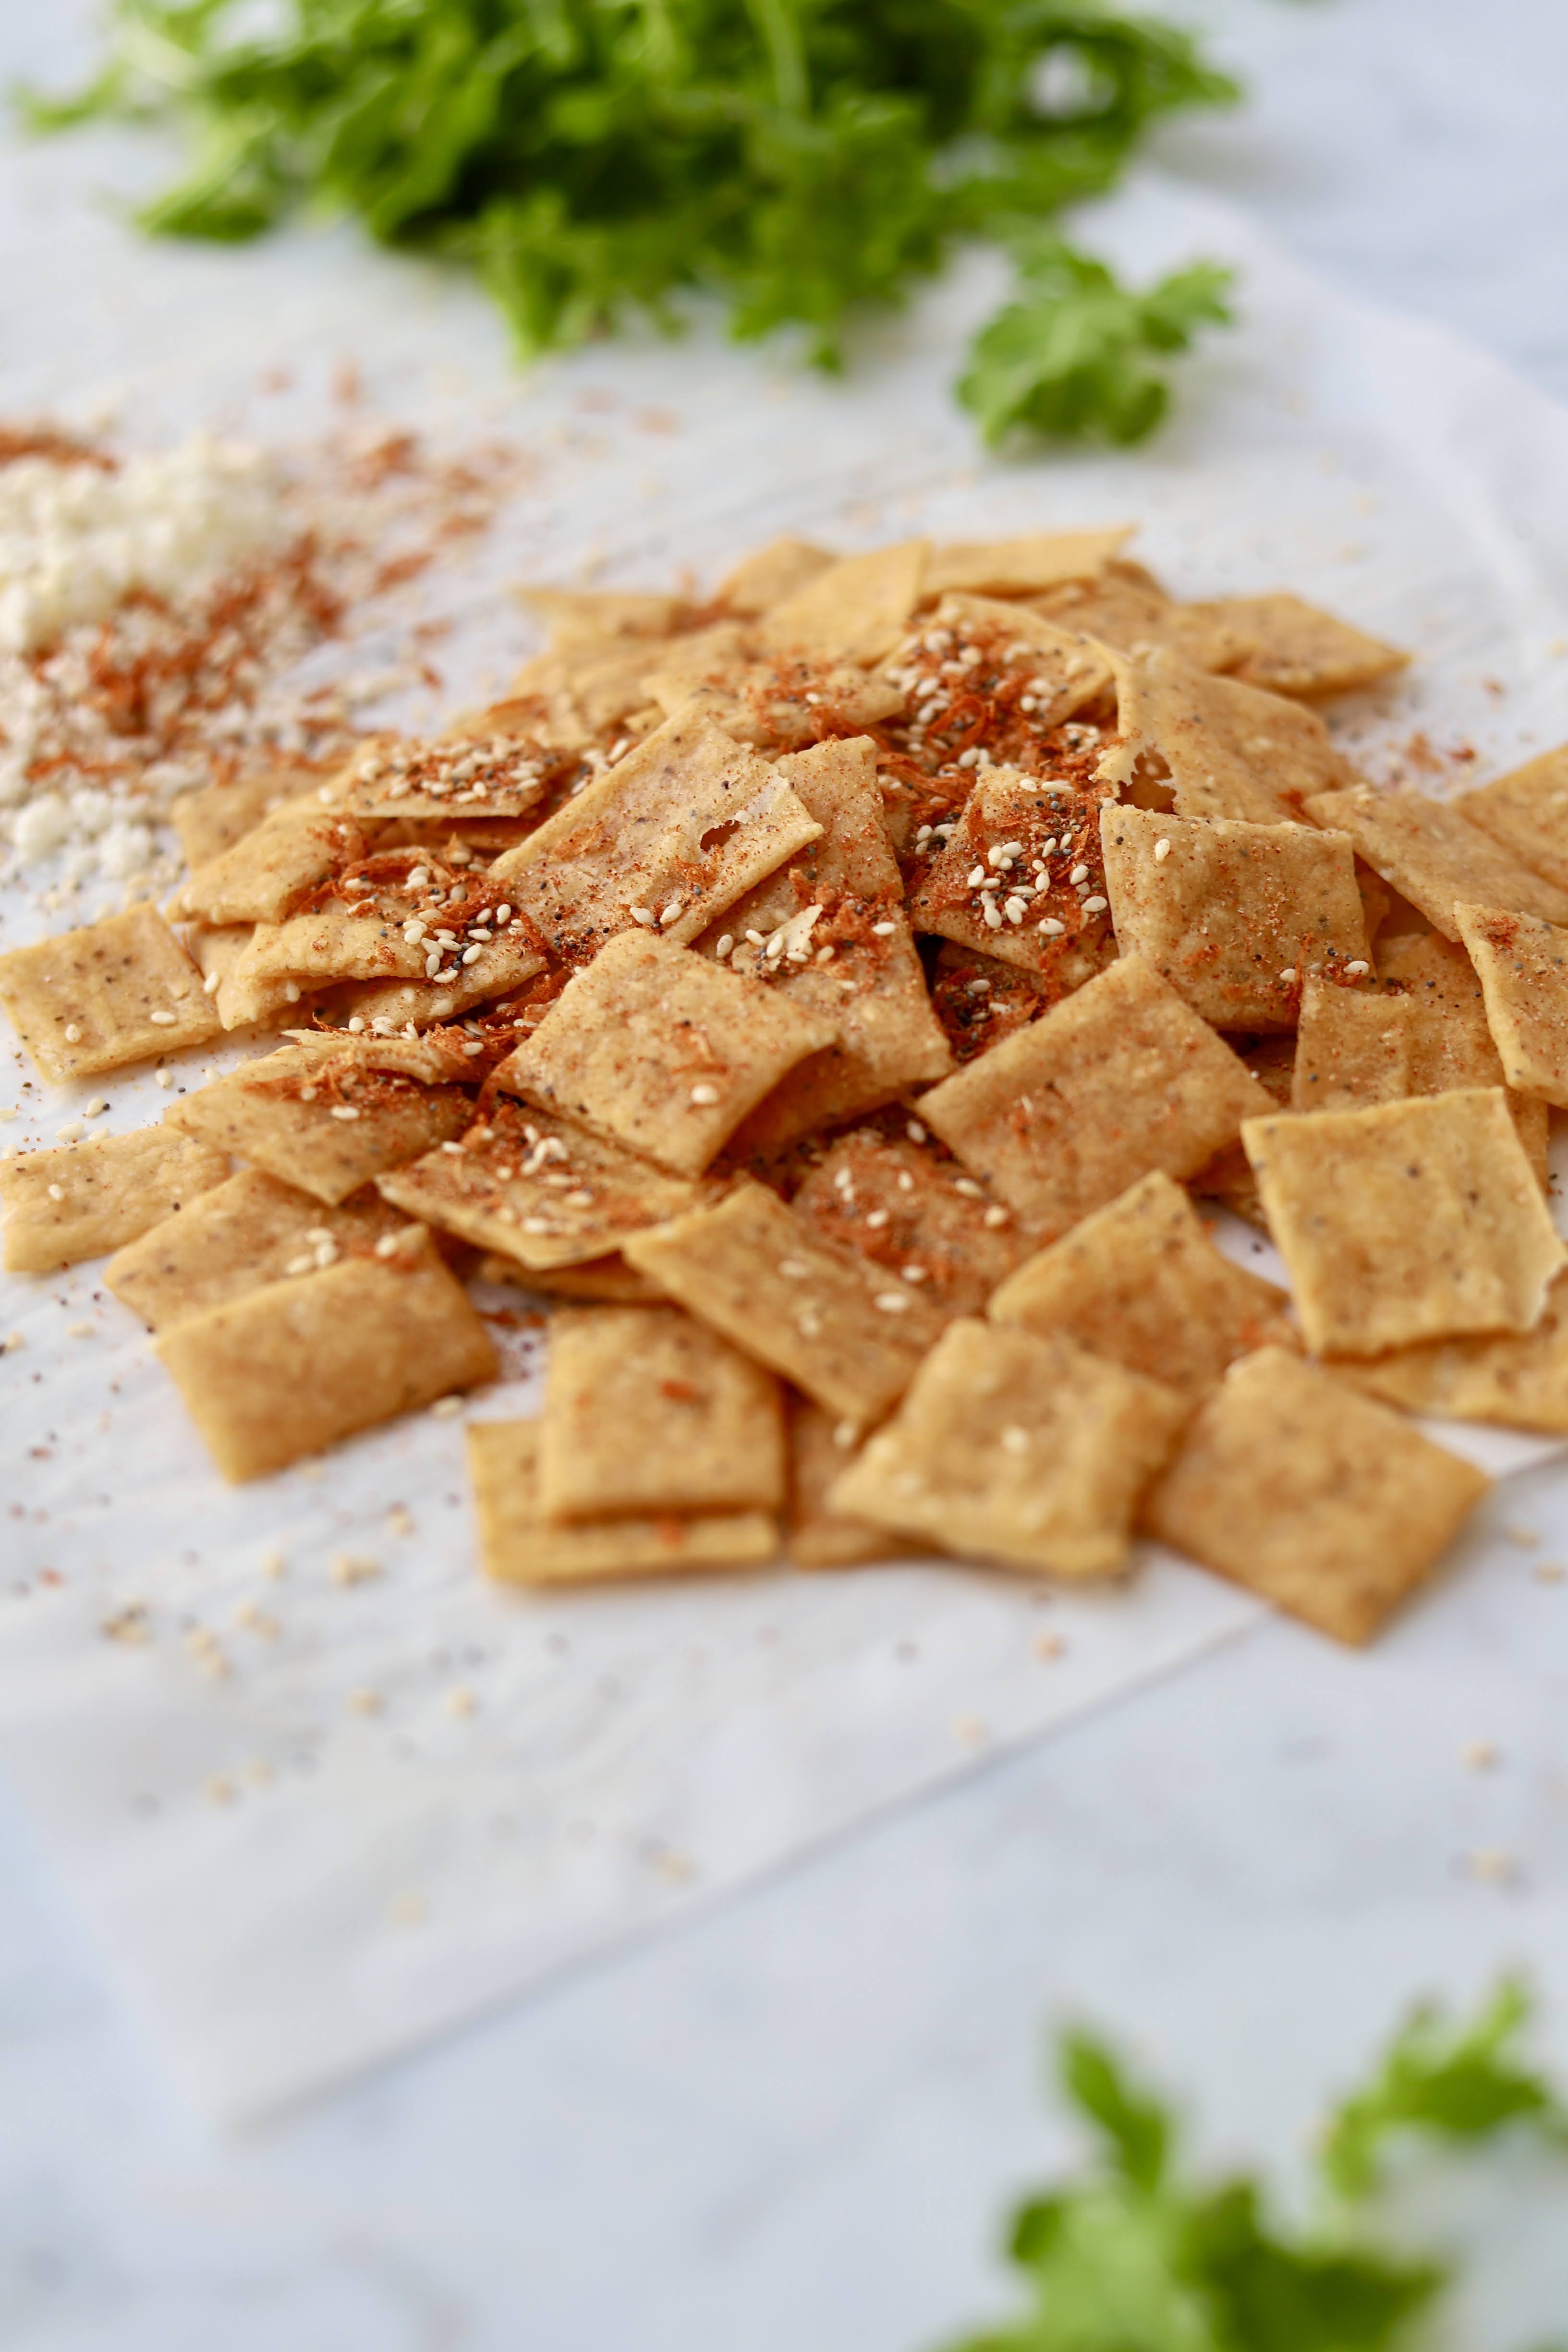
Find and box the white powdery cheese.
[0,436,280,655]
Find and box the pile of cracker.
[6,524,1568,1646]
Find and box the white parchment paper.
[2,174,1567,2122]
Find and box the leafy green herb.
[957,236,1234,446]
[1320,1975,1568,2203]
[948,1983,1568,2352]
[20,0,1240,439]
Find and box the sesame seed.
[1069,863,1089,885]
[896,1171,915,1192]
[630,905,656,925]
[1279,968,1297,985]
[983,1206,1010,1229]
[330,1553,381,1585]
[1000,1425,1029,1454]
[430,1395,465,1419]
[983,903,1003,930]
[1081,895,1108,915]
[871,920,897,936]
[865,1209,890,1229]
[374,1234,403,1258]
[149,1010,178,1026]
[689,1082,720,1106]
[67,1320,95,1339]
[328,1104,361,1121]
[1345,959,1370,977]
[967,866,986,887]
[155,1068,173,1087]
[202,971,221,995]
[954,1177,984,1198]
[900,1265,927,1284]
[54,1122,83,1143]
[1039,916,1065,936]
[778,1257,809,1278]
[874,1291,910,1312]
[284,1252,315,1275]
[47,1183,64,1201]
[660,898,683,926]
[1153,838,1172,862]
[63,1023,82,1042]
[906,1119,926,1143]
[714,934,734,959]
[461,944,484,965]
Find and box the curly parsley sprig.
[22,0,1240,444]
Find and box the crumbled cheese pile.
[0,421,521,898]
[0,436,279,656]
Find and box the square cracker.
[156,1229,497,1482]
[467,1420,777,1587]
[790,1128,1023,1320]
[0,904,223,1081]
[1304,784,1568,940]
[908,771,1116,996]
[826,1318,1187,1579]
[323,930,546,1034]
[540,1304,784,1520]
[490,709,822,963]
[787,1399,916,1569]
[476,1251,665,1304]
[1242,1090,1564,1357]
[648,663,904,751]
[106,1169,408,1331]
[1100,804,1369,1031]
[622,1180,946,1424]
[1456,744,1568,895]
[378,1098,712,1270]
[1097,647,1348,819]
[1144,1347,1489,1644]
[1333,1268,1568,1432]
[169,805,362,927]
[1291,977,1412,1111]
[760,540,929,664]
[920,529,1131,600]
[187,923,304,1031]
[164,1042,472,1205]
[1031,569,1252,675]
[1,1127,227,1274]
[918,957,1275,1240]
[988,1170,1291,1401]
[1376,929,1549,1183]
[318,733,555,824]
[495,930,836,1178]
[700,739,951,1151]
[1453,901,1568,1108]
[717,537,834,617]
[1216,594,1409,700]
[171,764,322,867]
[920,596,1117,729]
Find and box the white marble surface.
[4,1,1568,2346]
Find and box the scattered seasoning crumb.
[430,1395,465,1419]
[1460,1738,1500,1771]
[445,1685,478,1717]
[646,1845,697,1885]
[205,1774,238,1806]
[245,1758,273,1786]
[66,1320,95,1338]
[1033,1632,1067,1661]
[1,1332,23,1353]
[330,1552,381,1586]
[101,1601,151,1644]
[261,1548,287,1579]
[347,1686,383,1714]
[386,1503,414,1538]
[388,1890,428,1926]
[1532,1562,1565,1584]
[1503,1523,1540,1548]
[953,1713,988,1746]
[1464,1847,1518,1885]
[233,1600,280,1638]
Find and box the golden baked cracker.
[636,622,754,709]
[539,1303,785,1521]
[922,596,1116,728]
[826,1319,1188,1578]
[378,1098,711,1270]
[106,1169,407,1329]
[1453,901,1568,1107]
[761,540,930,665]
[496,930,837,1178]
[490,709,823,962]
[519,587,692,644]
[622,1180,946,1423]
[1355,858,1395,950]
[1,1127,227,1274]
[988,1170,1291,1400]
[791,1128,1023,1319]
[702,739,951,1151]
[1098,647,1349,818]
[918,958,1275,1239]
[0,904,223,1081]
[1030,569,1252,675]
[164,1043,472,1206]
[156,1229,497,1482]
[231,905,432,989]
[787,1397,915,1569]
[319,733,555,824]
[1304,784,1568,940]
[1100,805,1369,1030]
[281,1027,490,1085]
[186,922,303,1031]
[1185,1037,1296,1229]
[326,932,546,1033]
[921,529,1131,601]
[1333,1269,1568,1432]
[1291,977,1412,1111]
[171,764,320,867]
[1144,1347,1489,1644]
[1377,928,1550,1184]
[717,537,834,616]
[1211,594,1409,699]
[1242,1090,1565,1357]
[476,1251,665,1304]
[169,805,362,926]
[907,772,1115,994]
[1457,744,1568,895]
[467,1420,777,1586]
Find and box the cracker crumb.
[1033,1632,1067,1660]
[430,1395,465,1419]
[1459,1738,1500,1771]
[1464,1846,1517,1885]
[388,1890,428,1926]
[347,1686,383,1715]
[953,1713,988,1746]
[329,1552,381,1586]
[205,1774,237,1806]
[1503,1523,1540,1548]
[445,1685,478,1717]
